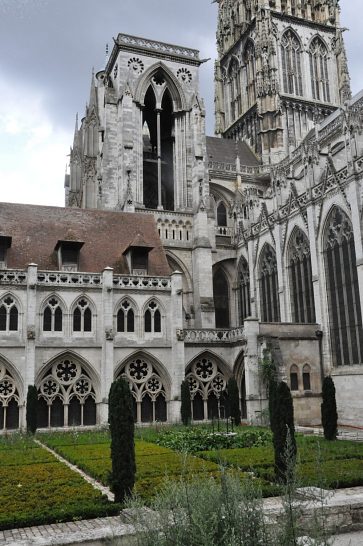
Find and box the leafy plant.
[321,376,338,441]
[108,378,136,503]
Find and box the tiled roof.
[206,136,260,166]
[0,203,170,275]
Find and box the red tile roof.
[0,203,170,276]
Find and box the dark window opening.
[43,307,52,331]
[217,203,227,227]
[145,309,152,332]
[213,269,230,328]
[290,372,299,391]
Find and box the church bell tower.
[214,0,351,164]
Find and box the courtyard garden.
[1,424,363,530]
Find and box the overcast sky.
[0,0,362,207]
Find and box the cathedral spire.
[88,68,97,113]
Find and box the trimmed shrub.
[108,378,136,504]
[227,377,241,426]
[321,376,338,441]
[180,380,191,426]
[271,381,296,483]
[26,385,38,434]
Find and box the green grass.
[0,435,120,530]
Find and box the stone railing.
[0,269,28,285]
[117,33,200,60]
[113,275,171,290]
[215,226,234,237]
[178,327,245,344]
[135,208,193,246]
[37,271,102,286]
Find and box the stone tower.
[214,0,351,163]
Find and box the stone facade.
[1,1,363,431]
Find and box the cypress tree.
[227,377,241,426]
[321,376,338,441]
[272,381,296,483]
[26,385,38,434]
[108,378,136,504]
[181,380,191,426]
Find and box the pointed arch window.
[0,362,20,430]
[288,228,316,323]
[118,356,167,423]
[217,202,227,227]
[117,300,135,333]
[43,297,62,332]
[303,364,311,391]
[228,58,241,121]
[309,37,330,102]
[73,298,92,333]
[144,300,162,334]
[0,296,18,332]
[259,245,280,322]
[238,257,251,324]
[243,41,256,110]
[281,30,303,96]
[290,365,299,391]
[324,207,363,366]
[213,269,230,328]
[37,356,97,428]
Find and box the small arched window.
[0,296,18,332]
[259,245,280,322]
[43,297,62,332]
[144,301,162,334]
[309,37,330,102]
[281,30,303,96]
[290,365,299,391]
[73,298,92,333]
[303,364,311,391]
[217,202,227,227]
[288,228,316,324]
[117,300,135,333]
[238,257,251,324]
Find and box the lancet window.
[281,30,303,96]
[43,297,63,332]
[0,295,18,332]
[73,298,92,333]
[118,356,167,423]
[228,57,241,121]
[217,202,227,227]
[144,300,162,333]
[117,300,135,333]
[238,257,251,324]
[290,365,299,391]
[324,207,363,366]
[0,362,20,430]
[243,41,256,111]
[186,355,228,421]
[37,356,97,428]
[288,228,315,323]
[309,38,330,103]
[259,245,280,322]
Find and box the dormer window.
[123,233,153,276]
[55,240,84,272]
[0,236,12,269]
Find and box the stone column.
[23,263,38,429]
[243,317,266,424]
[169,271,185,422]
[192,210,215,328]
[99,267,114,425]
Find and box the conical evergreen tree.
[26,385,38,434]
[272,381,296,483]
[321,376,338,441]
[227,377,241,426]
[181,380,191,426]
[108,378,136,503]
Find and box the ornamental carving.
[0,363,19,405]
[289,228,310,263]
[260,245,277,276]
[177,68,192,84]
[127,57,144,75]
[38,357,96,405]
[186,356,227,401]
[325,207,353,249]
[119,357,167,403]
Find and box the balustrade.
[178,327,245,344]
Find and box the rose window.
[211,374,226,393]
[55,359,78,384]
[74,377,91,396]
[127,359,151,383]
[187,374,199,394]
[177,68,192,84]
[146,377,161,393]
[194,358,216,381]
[41,379,59,397]
[0,379,15,397]
[128,57,144,75]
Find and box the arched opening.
[117,354,169,424]
[238,257,251,324]
[323,207,363,366]
[217,202,227,227]
[213,269,230,328]
[281,30,303,96]
[142,78,175,211]
[259,245,280,322]
[0,361,21,430]
[303,364,311,391]
[290,365,299,391]
[309,37,330,102]
[288,228,315,323]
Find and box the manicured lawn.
[41,433,221,501]
[0,434,119,531]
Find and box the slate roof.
[206,136,260,166]
[0,203,170,276]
